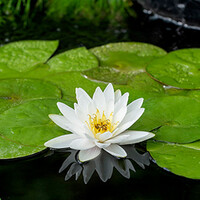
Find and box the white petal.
[87,100,97,116]
[76,88,91,112]
[93,87,106,114]
[114,92,129,115]
[97,131,113,142]
[114,89,121,103]
[121,108,145,127]
[104,83,114,101]
[78,147,101,162]
[127,98,144,113]
[118,130,155,145]
[49,114,72,132]
[113,108,144,136]
[74,103,86,122]
[95,141,111,148]
[74,103,94,126]
[69,138,95,150]
[83,128,95,139]
[106,134,129,144]
[105,100,114,118]
[104,83,114,116]
[113,106,127,125]
[44,134,79,148]
[49,114,85,136]
[76,101,97,139]
[57,102,82,125]
[103,144,127,158]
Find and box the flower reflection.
[57,145,151,184]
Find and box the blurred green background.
[0,0,135,50]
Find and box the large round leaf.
[45,71,146,103]
[132,96,200,143]
[0,99,73,159]
[83,67,165,99]
[90,42,167,72]
[0,79,61,113]
[45,71,107,100]
[0,40,58,72]
[47,47,99,72]
[147,140,200,179]
[24,65,107,101]
[83,66,133,85]
[127,72,165,99]
[146,49,200,89]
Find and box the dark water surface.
[0,2,200,200]
[0,150,200,200]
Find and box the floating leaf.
[47,47,99,72]
[0,79,61,113]
[127,72,165,99]
[147,140,200,179]
[146,49,200,89]
[90,42,167,72]
[1,40,199,163]
[132,96,200,143]
[83,66,133,85]
[45,71,106,100]
[83,68,165,100]
[0,40,58,72]
[0,99,73,159]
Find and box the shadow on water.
[0,1,200,199]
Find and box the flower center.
[86,109,117,138]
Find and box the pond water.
[0,149,200,200]
[0,2,200,200]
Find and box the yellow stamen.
[86,109,118,139]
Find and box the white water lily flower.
[45,83,155,162]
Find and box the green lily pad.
[24,65,107,101]
[45,71,107,100]
[0,136,46,160]
[0,40,58,72]
[0,79,61,113]
[47,47,99,72]
[146,48,200,89]
[132,96,200,143]
[0,78,65,159]
[82,67,165,99]
[1,40,199,163]
[82,66,134,85]
[127,72,165,99]
[164,87,200,100]
[147,140,200,179]
[26,66,149,104]
[0,99,73,159]
[90,42,167,72]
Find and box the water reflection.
[54,145,151,184]
[0,149,199,199]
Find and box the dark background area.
[0,0,200,52]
